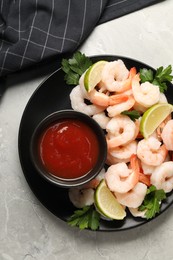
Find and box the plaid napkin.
[0,0,161,78]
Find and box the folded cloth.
[0,0,162,78]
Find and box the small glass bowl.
[30,110,107,188]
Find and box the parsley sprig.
[140,65,173,93]
[138,185,166,219]
[121,110,140,121]
[67,205,100,230]
[61,51,93,85]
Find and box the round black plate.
[18,55,173,231]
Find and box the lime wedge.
[140,103,173,139]
[84,60,108,92]
[94,179,126,220]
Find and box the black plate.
[18,55,173,231]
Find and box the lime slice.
[84,60,108,92]
[94,179,126,220]
[140,103,173,139]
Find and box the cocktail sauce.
[38,119,99,179]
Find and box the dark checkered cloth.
[0,0,161,78]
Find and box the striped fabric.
[0,0,161,78]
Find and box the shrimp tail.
[130,154,140,174]
[130,154,150,186]
[139,172,151,186]
[109,94,128,106]
[129,154,140,185]
[134,73,140,82]
[129,67,137,79]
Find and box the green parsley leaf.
[121,110,141,121]
[146,184,156,193]
[67,206,100,230]
[140,65,173,93]
[152,79,167,93]
[88,209,100,231]
[64,71,80,85]
[140,68,154,83]
[61,51,93,85]
[155,65,173,82]
[138,185,166,219]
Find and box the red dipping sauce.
[38,119,99,179]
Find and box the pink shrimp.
[106,115,137,149]
[88,90,128,107]
[107,94,135,117]
[151,161,173,193]
[105,154,139,194]
[101,59,136,92]
[114,182,147,208]
[137,136,168,166]
[156,114,172,140]
[70,85,104,116]
[129,154,151,186]
[132,74,160,108]
[161,119,173,151]
[108,140,137,164]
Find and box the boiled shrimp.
[92,112,110,129]
[106,152,129,165]
[105,154,139,193]
[132,74,160,108]
[106,115,137,149]
[133,119,141,139]
[141,151,171,176]
[128,207,146,218]
[156,114,172,140]
[70,85,104,116]
[88,89,128,107]
[108,140,137,163]
[150,161,173,193]
[137,136,168,166]
[69,188,94,208]
[95,167,106,181]
[107,95,135,117]
[141,161,156,175]
[129,154,150,186]
[161,119,173,151]
[133,101,148,113]
[114,182,147,208]
[159,93,168,103]
[101,59,136,92]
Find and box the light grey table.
[1,1,173,259]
